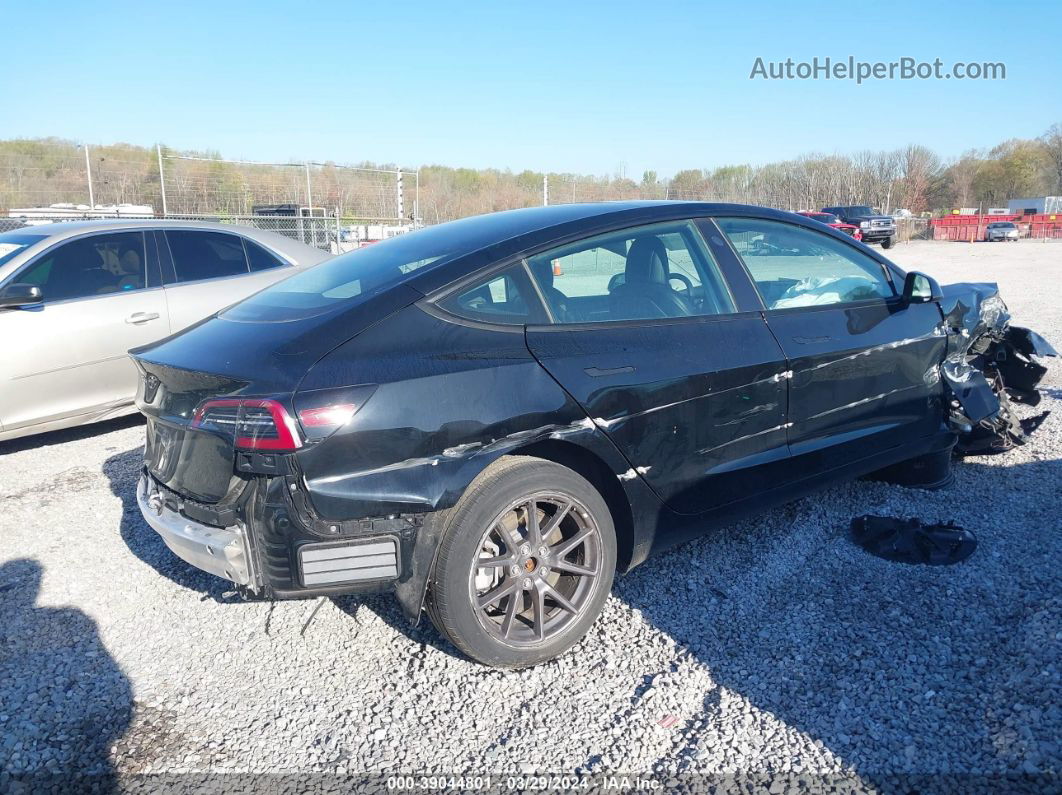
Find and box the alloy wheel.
[467,492,603,646]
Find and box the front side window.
[16,231,147,302]
[717,217,894,309]
[439,264,546,325]
[524,221,735,324]
[165,231,249,282]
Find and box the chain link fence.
[0,141,418,250]
[1,212,364,253]
[7,140,1037,247]
[158,155,415,223]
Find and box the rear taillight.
[192,398,302,451]
[293,385,377,442]
[297,404,358,429]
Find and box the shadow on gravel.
[0,414,143,457]
[102,448,238,603]
[0,558,132,786]
[331,594,463,660]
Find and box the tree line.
[2,123,1060,223]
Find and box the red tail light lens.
[192,398,302,451]
[297,404,358,428]
[293,385,377,441]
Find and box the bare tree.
[1040,123,1062,194]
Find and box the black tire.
[881,235,895,249]
[864,445,954,490]
[427,455,616,668]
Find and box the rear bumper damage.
[937,284,1057,454]
[137,469,429,613]
[137,474,254,585]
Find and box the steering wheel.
[668,273,694,299]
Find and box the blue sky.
[3,0,1060,177]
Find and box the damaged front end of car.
[938,283,1057,455]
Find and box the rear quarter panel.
[294,304,655,522]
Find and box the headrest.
[625,237,668,284]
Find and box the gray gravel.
[0,239,1059,788]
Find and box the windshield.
[222,231,455,322]
[845,206,875,216]
[991,222,1016,229]
[808,213,839,224]
[0,232,47,268]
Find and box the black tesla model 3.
[131,201,1054,667]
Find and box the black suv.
[822,205,897,248]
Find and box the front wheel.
[881,235,895,249]
[427,456,617,668]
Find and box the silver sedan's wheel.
[427,456,616,668]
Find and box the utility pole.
[305,163,313,211]
[414,169,420,228]
[543,175,549,206]
[156,144,168,216]
[84,145,95,208]
[396,170,404,222]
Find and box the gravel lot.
[1,239,1059,790]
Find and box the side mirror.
[901,271,942,304]
[0,283,43,309]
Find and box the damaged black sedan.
[131,203,1055,668]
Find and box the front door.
[523,219,791,515]
[0,230,168,431]
[715,216,947,473]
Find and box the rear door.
[715,216,947,473]
[523,219,791,515]
[0,230,168,431]
[157,229,295,332]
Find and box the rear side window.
[245,239,288,272]
[165,231,249,282]
[717,217,894,309]
[524,220,735,324]
[438,264,547,325]
[16,231,147,302]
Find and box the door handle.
[792,335,832,344]
[126,312,160,324]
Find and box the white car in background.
[984,221,1020,242]
[0,220,330,442]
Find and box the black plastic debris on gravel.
[850,515,977,565]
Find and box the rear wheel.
[427,456,616,668]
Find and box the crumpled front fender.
[937,282,1057,454]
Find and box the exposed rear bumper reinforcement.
[137,474,253,586]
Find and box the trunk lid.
[137,361,252,503]
[133,285,421,502]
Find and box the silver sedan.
[0,220,330,442]
[984,221,1020,242]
